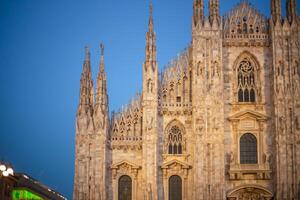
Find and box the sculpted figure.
[230,151,235,164]
[147,116,153,131]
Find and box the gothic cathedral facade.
[73,0,300,199]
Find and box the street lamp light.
[0,162,14,177]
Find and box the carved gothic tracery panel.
[164,121,186,154]
[233,52,261,103]
[237,58,256,102]
[167,126,183,154]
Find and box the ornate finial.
[148,0,154,29]
[150,0,153,16]
[99,43,105,73]
[100,43,104,57]
[85,46,90,61]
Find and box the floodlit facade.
[73,0,300,199]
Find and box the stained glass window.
[237,58,256,102]
[169,175,182,200]
[240,133,258,164]
[118,175,132,200]
[167,126,183,154]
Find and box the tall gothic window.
[118,175,132,200]
[240,133,257,164]
[169,175,182,200]
[167,126,183,154]
[237,58,256,102]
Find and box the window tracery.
[167,125,183,154]
[237,58,256,103]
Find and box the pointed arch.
[165,120,186,154]
[233,51,261,103]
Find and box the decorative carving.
[232,52,262,103]
[146,116,153,131]
[164,120,185,154]
[147,79,154,93]
[230,151,236,165]
[147,183,153,200]
[159,48,191,108]
[227,186,273,200]
[223,1,269,47]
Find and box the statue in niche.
[146,116,153,131]
[197,61,204,76]
[212,61,220,78]
[266,153,272,168]
[147,183,153,200]
[279,116,286,134]
[262,153,268,164]
[295,116,300,130]
[147,79,153,93]
[212,117,220,131]
[230,151,236,165]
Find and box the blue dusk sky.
[0,0,299,198]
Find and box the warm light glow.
[7,167,14,175]
[2,170,9,177]
[0,164,6,171]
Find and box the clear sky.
[0,0,298,198]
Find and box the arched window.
[118,175,132,200]
[169,175,182,200]
[240,133,257,164]
[237,58,256,102]
[167,126,183,154]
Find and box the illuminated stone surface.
[73,0,300,199]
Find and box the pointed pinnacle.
[150,0,153,16]
[100,43,105,73]
[100,43,104,56]
[85,46,90,61]
[148,0,154,27]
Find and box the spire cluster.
[271,0,298,25]
[78,44,108,116]
[193,0,204,27]
[193,0,220,28]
